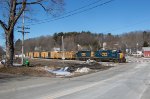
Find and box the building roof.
[142,47,150,51]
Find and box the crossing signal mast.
[18,11,30,65]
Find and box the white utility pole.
[18,11,29,65]
[136,43,139,57]
[21,11,25,65]
[62,36,65,60]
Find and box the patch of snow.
[13,64,22,67]
[52,71,71,76]
[45,66,72,76]
[75,67,90,73]
[86,59,96,64]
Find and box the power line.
[66,0,103,14]
[38,0,104,22]
[103,19,150,34]
[28,0,115,26]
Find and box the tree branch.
[14,1,26,25]
[27,0,45,4]
[17,0,45,5]
[0,20,7,31]
[6,1,10,7]
[17,0,49,12]
[37,3,47,11]
[8,0,17,30]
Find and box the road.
[0,57,150,99]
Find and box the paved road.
[0,58,150,99]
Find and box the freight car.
[27,52,34,58]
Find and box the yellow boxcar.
[26,52,29,57]
[28,52,34,58]
[64,51,76,59]
[41,52,49,58]
[51,51,76,59]
[56,51,62,59]
[33,52,40,58]
[50,51,57,59]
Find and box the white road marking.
[139,84,149,99]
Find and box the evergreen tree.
[143,41,149,47]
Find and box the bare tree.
[64,36,76,51]
[0,46,4,60]
[0,0,64,66]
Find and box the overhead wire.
[38,0,104,22]
[28,0,115,26]
[102,19,150,34]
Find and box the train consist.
[26,50,126,63]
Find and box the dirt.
[0,66,54,77]
[0,58,113,77]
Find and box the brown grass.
[0,59,112,77]
[0,66,54,77]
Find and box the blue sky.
[1,0,150,46]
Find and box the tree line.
[14,30,150,54]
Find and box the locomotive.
[26,50,126,63]
[76,50,126,63]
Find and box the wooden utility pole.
[18,11,30,65]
